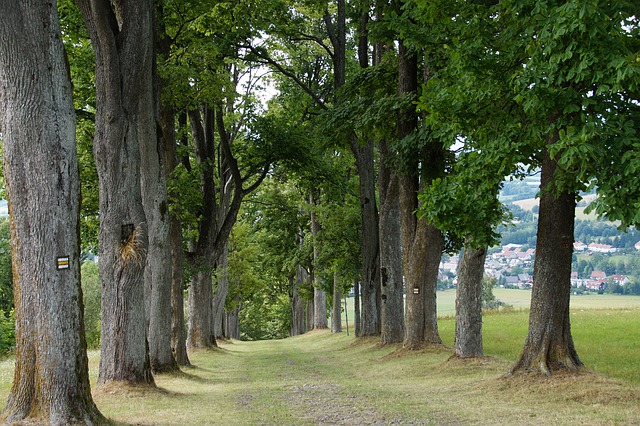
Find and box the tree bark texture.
[187,268,214,347]
[379,138,405,345]
[142,3,176,374]
[331,273,342,333]
[306,299,314,331]
[398,41,443,348]
[156,2,189,366]
[0,2,103,423]
[76,0,154,386]
[454,246,487,358]
[353,279,361,337]
[352,140,381,337]
[291,266,307,336]
[212,245,229,340]
[511,139,582,376]
[310,197,328,329]
[160,108,190,366]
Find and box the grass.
[2,298,640,424]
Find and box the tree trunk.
[0,2,103,422]
[331,273,343,333]
[354,280,361,337]
[160,109,190,366]
[187,267,214,347]
[76,0,154,386]
[212,244,229,340]
[157,0,189,368]
[379,138,404,344]
[306,299,315,331]
[454,246,487,358]
[352,140,381,337]
[310,196,328,329]
[143,0,177,374]
[398,41,443,349]
[291,267,306,336]
[510,140,582,376]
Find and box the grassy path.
[2,329,640,424]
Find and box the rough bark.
[0,2,103,423]
[398,41,443,349]
[454,246,487,358]
[160,108,190,366]
[187,268,214,347]
[291,266,307,336]
[306,299,315,331]
[510,139,582,376]
[212,244,229,340]
[156,0,189,367]
[144,0,177,374]
[310,196,328,329]
[379,138,405,345]
[327,1,380,336]
[76,0,154,386]
[331,273,343,333]
[353,140,381,337]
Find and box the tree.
[454,246,487,358]
[0,1,103,422]
[76,0,155,385]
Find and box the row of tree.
[0,0,638,424]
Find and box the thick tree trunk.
[310,197,328,329]
[212,245,229,340]
[511,141,582,376]
[331,273,343,333]
[160,108,190,366]
[76,0,154,386]
[352,141,381,337]
[291,267,306,336]
[170,212,190,365]
[379,139,404,344]
[187,267,214,347]
[0,2,103,422]
[306,299,315,331]
[398,41,443,349]
[454,246,487,358]
[143,3,176,374]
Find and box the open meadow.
[1,290,640,424]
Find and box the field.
[1,291,639,424]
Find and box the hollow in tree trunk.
[510,141,582,376]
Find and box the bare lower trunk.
[142,118,176,373]
[511,142,582,376]
[225,307,240,339]
[187,267,214,347]
[291,269,306,336]
[212,245,229,340]
[331,273,342,333]
[354,280,361,337]
[0,3,103,422]
[379,139,404,344]
[403,220,443,348]
[76,0,155,386]
[310,197,328,329]
[351,140,380,336]
[455,246,487,358]
[170,215,190,365]
[306,299,314,331]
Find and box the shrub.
[0,309,15,354]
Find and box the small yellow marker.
[57,256,70,270]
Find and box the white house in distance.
[588,243,617,253]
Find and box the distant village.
[439,241,638,292]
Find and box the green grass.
[1,325,639,424]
